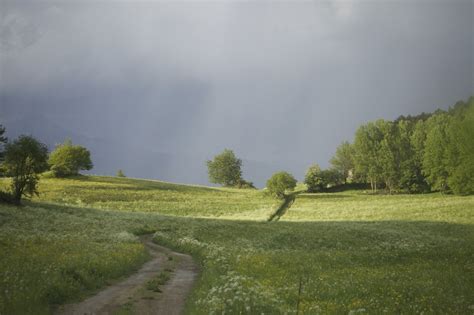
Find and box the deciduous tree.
[207,149,242,187]
[422,113,451,192]
[330,141,354,184]
[266,171,297,199]
[3,135,49,204]
[353,121,384,192]
[48,139,93,177]
[446,100,474,194]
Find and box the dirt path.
[57,235,198,315]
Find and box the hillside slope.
[33,176,278,220]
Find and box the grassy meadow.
[1,176,473,314]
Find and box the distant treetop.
[49,139,93,177]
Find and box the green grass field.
[1,176,473,314]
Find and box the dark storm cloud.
[1,0,472,186]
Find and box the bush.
[305,165,343,193]
[49,139,93,177]
[320,169,344,188]
[116,169,126,178]
[266,172,297,199]
[304,164,323,192]
[236,179,256,189]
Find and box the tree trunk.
[12,179,23,205]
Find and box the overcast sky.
[0,0,473,186]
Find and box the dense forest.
[325,97,474,195]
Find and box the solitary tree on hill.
[207,149,242,187]
[48,139,93,177]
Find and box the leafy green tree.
[3,135,49,204]
[116,169,126,177]
[411,120,427,165]
[305,165,343,193]
[398,119,429,193]
[422,113,451,192]
[207,149,242,187]
[446,100,474,194]
[378,121,400,193]
[330,141,355,184]
[353,121,384,192]
[266,171,297,199]
[320,169,344,188]
[304,164,323,192]
[48,139,93,177]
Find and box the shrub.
[49,139,93,177]
[266,171,297,199]
[304,164,323,192]
[305,165,343,192]
[236,179,256,189]
[116,169,126,177]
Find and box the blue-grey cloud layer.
[1,0,473,186]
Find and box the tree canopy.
[207,149,243,187]
[330,141,354,184]
[305,164,342,193]
[353,120,384,192]
[3,135,49,203]
[266,171,297,199]
[48,139,93,177]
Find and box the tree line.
[208,97,474,198]
[307,97,474,195]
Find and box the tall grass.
[0,203,150,314]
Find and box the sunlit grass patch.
[17,176,278,219]
[284,192,474,223]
